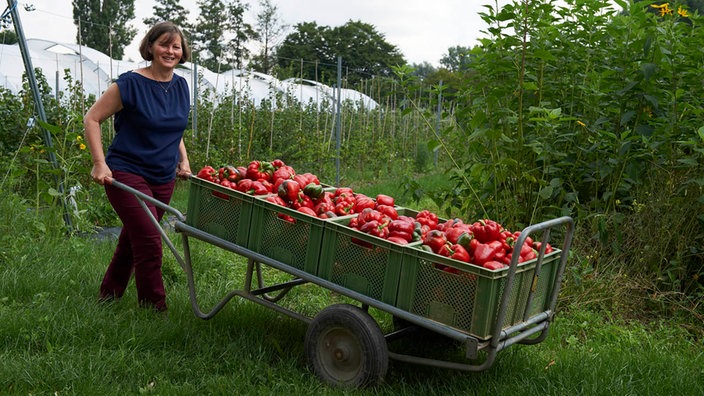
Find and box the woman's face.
[151,33,183,69]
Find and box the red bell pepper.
[251,181,269,195]
[482,260,506,271]
[513,231,534,247]
[521,246,537,262]
[533,241,553,254]
[278,180,301,202]
[278,214,296,223]
[334,200,355,216]
[498,230,516,251]
[375,194,395,207]
[376,204,398,220]
[272,165,295,182]
[470,219,504,243]
[196,165,217,182]
[271,159,286,169]
[472,240,504,266]
[389,219,416,235]
[423,230,448,254]
[360,220,390,239]
[236,178,254,194]
[299,172,320,186]
[387,236,409,245]
[439,218,466,232]
[445,226,471,245]
[415,210,439,230]
[219,179,235,189]
[246,160,274,181]
[265,195,287,207]
[292,174,310,189]
[388,219,415,242]
[439,243,470,263]
[297,206,317,217]
[517,241,535,258]
[218,165,243,182]
[354,194,376,213]
[357,208,382,225]
[292,194,314,210]
[314,201,335,215]
[314,191,334,207]
[333,187,354,200]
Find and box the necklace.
[149,66,175,93]
[157,78,175,93]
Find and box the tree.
[277,20,405,86]
[0,29,18,45]
[440,46,472,73]
[193,0,254,72]
[249,0,287,74]
[275,22,328,80]
[193,0,227,71]
[72,0,137,60]
[224,0,255,70]
[327,20,405,83]
[409,62,437,79]
[143,0,191,33]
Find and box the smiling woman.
[82,21,193,313]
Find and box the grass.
[1,182,703,395]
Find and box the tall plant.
[415,0,703,300]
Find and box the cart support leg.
[179,233,240,320]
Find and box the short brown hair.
[139,21,190,64]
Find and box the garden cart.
[108,176,574,388]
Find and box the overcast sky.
[12,0,518,67]
[12,1,621,67]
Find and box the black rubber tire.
[305,304,388,388]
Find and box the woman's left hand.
[176,161,192,179]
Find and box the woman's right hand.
[91,161,113,185]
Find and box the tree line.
[67,0,433,87]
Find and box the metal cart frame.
[110,178,575,387]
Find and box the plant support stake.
[6,0,73,231]
[335,56,342,186]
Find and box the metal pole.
[335,56,342,186]
[7,0,73,230]
[434,80,443,167]
[192,62,198,137]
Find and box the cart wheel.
[305,303,388,388]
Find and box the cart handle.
[106,177,186,222]
[491,215,575,347]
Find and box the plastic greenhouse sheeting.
[0,39,377,110]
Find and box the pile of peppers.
[196,160,318,197]
[196,160,329,221]
[196,162,553,271]
[346,194,426,246]
[419,215,553,272]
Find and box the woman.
[84,21,192,312]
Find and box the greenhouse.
[0,38,378,110]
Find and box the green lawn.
[1,184,702,395]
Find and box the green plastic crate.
[185,177,255,247]
[247,196,329,275]
[396,247,561,340]
[318,216,420,306]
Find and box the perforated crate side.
[185,177,254,247]
[248,196,326,275]
[318,217,418,305]
[397,247,561,340]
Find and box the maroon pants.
[100,171,175,311]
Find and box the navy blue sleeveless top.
[105,71,190,184]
